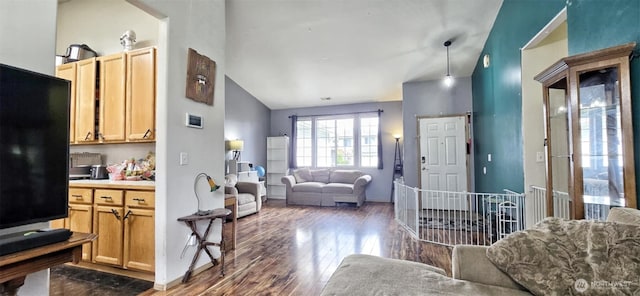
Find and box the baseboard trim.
[153,262,214,291]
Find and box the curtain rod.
[288,109,383,119]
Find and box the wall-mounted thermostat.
[185,113,203,129]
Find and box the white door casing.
[418,116,468,210]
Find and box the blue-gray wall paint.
[402,77,473,188]
[270,101,403,202]
[471,0,565,193]
[225,76,271,171]
[566,0,640,206]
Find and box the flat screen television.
[0,63,70,230]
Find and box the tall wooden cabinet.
[267,136,289,200]
[98,53,126,142]
[126,47,156,141]
[55,47,156,145]
[535,42,636,219]
[75,58,99,144]
[54,63,77,143]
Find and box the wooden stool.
[177,208,231,283]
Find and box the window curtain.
[289,115,298,169]
[377,110,383,170]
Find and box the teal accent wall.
[566,0,640,207]
[471,0,565,193]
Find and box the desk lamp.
[193,172,220,216]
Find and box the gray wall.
[271,101,403,202]
[225,76,271,171]
[0,0,59,294]
[402,77,473,188]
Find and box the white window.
[295,114,379,168]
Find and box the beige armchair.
[225,174,261,218]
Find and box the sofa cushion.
[322,183,354,194]
[236,193,255,205]
[310,169,331,183]
[292,182,325,193]
[293,167,313,183]
[329,170,363,184]
[607,207,640,225]
[486,217,640,296]
[321,254,532,296]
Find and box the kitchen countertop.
[69,179,155,190]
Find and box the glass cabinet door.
[575,66,627,219]
[545,78,571,217]
[537,42,636,220]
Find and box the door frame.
[416,113,471,191]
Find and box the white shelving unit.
[266,136,289,200]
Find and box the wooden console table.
[177,208,231,283]
[224,194,237,251]
[0,232,96,295]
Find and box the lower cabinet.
[57,186,155,274]
[123,190,155,272]
[92,189,125,266]
[51,188,94,261]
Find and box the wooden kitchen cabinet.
[98,53,126,142]
[126,47,156,142]
[75,58,98,143]
[123,190,155,272]
[92,189,124,266]
[56,47,156,145]
[86,186,155,273]
[50,187,94,261]
[55,63,77,143]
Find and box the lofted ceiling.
[226,0,503,110]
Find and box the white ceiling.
[226,0,503,110]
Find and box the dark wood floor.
[142,200,453,296]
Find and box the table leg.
[181,221,202,283]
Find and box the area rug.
[50,265,153,296]
[419,209,486,232]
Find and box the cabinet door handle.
[133,198,145,202]
[98,132,105,140]
[111,209,121,220]
[84,132,92,141]
[72,194,83,199]
[123,210,133,220]
[100,196,112,200]
[142,129,151,139]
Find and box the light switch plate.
[536,152,544,162]
[180,152,189,165]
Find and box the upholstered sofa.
[281,168,372,207]
[224,174,261,218]
[321,207,640,295]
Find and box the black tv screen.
[0,64,70,229]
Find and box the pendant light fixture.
[443,40,454,87]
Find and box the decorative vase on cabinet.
[535,42,636,220]
[267,136,289,200]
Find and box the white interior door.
[419,116,468,209]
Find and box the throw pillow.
[486,217,640,296]
[293,167,312,183]
[607,207,640,225]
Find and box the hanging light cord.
[444,40,452,76]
